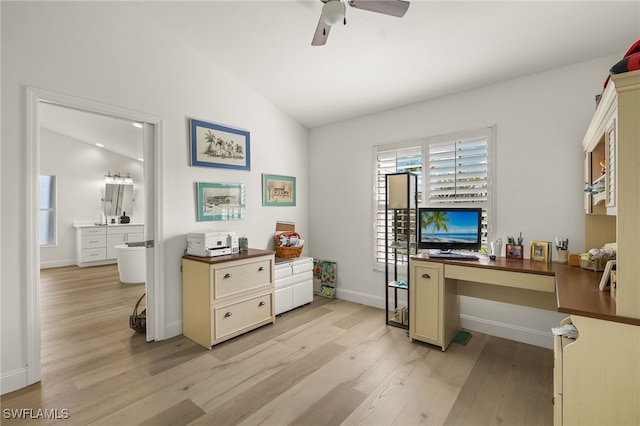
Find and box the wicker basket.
[129,293,146,333]
[579,256,614,272]
[275,232,303,258]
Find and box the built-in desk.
[409,254,640,351]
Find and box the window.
[374,144,422,266]
[374,127,494,267]
[39,175,56,246]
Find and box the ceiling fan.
[311,0,410,46]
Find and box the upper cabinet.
[583,70,640,319]
[583,82,618,216]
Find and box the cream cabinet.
[274,257,313,316]
[182,249,275,349]
[409,261,458,351]
[583,105,617,216]
[582,70,640,319]
[74,224,144,267]
[557,69,640,425]
[554,316,639,425]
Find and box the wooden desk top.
[183,248,275,265]
[412,254,640,326]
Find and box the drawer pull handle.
[224,312,232,318]
[258,266,265,271]
[259,301,265,306]
[224,273,232,279]
[422,273,431,279]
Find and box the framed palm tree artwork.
[189,118,250,171]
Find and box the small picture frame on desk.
[530,241,551,263]
[506,244,523,259]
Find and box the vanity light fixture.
[132,122,143,129]
[105,172,133,184]
[96,143,105,148]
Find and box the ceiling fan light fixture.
[322,0,345,25]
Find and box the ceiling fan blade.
[311,15,331,46]
[348,0,410,17]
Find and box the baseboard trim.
[331,289,553,349]
[40,259,75,269]
[334,288,386,310]
[460,314,553,349]
[164,320,183,341]
[1,367,29,395]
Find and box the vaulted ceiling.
[39,1,640,158]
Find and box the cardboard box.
[276,221,296,234]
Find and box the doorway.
[26,87,164,386]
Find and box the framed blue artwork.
[190,119,250,171]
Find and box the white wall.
[0,0,629,395]
[308,54,622,348]
[1,2,308,394]
[39,128,145,268]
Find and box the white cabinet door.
[107,234,125,259]
[275,286,293,316]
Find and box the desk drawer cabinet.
[214,258,272,299]
[410,262,442,346]
[409,260,459,351]
[214,293,272,341]
[182,250,275,349]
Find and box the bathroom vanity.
[73,223,144,267]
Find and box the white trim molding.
[24,87,165,389]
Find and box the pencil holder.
[556,249,568,264]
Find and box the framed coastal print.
[190,119,250,171]
[530,240,551,262]
[196,182,245,221]
[262,174,296,206]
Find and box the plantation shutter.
[427,136,488,205]
[375,146,422,265]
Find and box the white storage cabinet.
[274,257,313,315]
[74,224,144,267]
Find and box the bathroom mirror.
[104,183,133,216]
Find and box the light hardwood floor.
[1,264,553,425]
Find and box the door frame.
[26,87,165,385]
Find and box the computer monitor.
[417,207,483,251]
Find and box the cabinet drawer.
[275,265,293,280]
[81,227,106,236]
[292,279,313,308]
[292,260,313,275]
[213,259,272,300]
[81,248,107,262]
[275,286,293,316]
[275,275,294,290]
[214,294,272,340]
[291,271,313,285]
[81,235,106,249]
[107,225,143,235]
[446,264,555,293]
